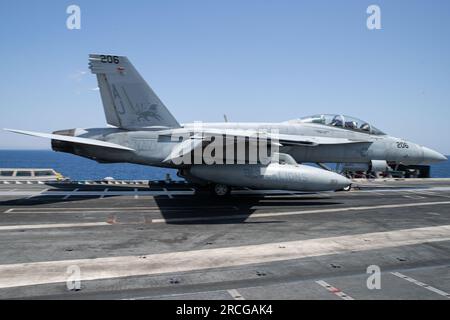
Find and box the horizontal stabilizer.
[4,129,134,151]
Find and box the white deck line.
[0,225,449,289]
[0,222,110,231]
[391,272,450,299]
[151,200,450,223]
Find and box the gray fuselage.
[54,121,443,168]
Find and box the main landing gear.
[195,183,232,197]
[211,184,231,197]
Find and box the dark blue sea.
[0,150,449,180]
[0,150,181,181]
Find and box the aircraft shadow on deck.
[152,193,341,225]
[0,184,342,225]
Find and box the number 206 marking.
[397,142,409,149]
[100,55,120,64]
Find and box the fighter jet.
[5,54,447,196]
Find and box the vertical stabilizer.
[89,54,180,129]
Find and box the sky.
[0,0,449,153]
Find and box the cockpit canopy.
[295,114,386,135]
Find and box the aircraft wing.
[163,136,203,162]
[273,133,369,146]
[4,129,134,151]
[182,128,370,146]
[161,128,370,163]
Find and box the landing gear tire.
[341,184,352,192]
[211,184,231,197]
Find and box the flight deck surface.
[0,179,449,300]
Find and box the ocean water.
[0,150,181,181]
[0,150,449,180]
[430,159,450,178]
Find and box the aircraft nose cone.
[422,147,447,163]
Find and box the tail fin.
[89,54,180,129]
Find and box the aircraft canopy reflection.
[296,114,386,135]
